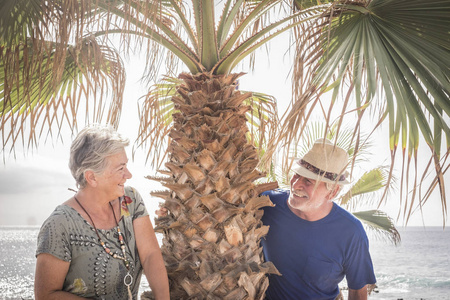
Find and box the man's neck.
[287,201,334,222]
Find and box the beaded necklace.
[74,196,133,299]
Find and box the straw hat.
[291,138,350,185]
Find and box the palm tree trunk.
[142,72,279,300]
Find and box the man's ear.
[327,185,341,200]
[332,187,340,199]
[84,170,97,187]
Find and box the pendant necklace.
[74,196,133,299]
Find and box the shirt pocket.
[301,256,336,292]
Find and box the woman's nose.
[125,167,133,179]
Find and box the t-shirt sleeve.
[35,209,72,262]
[344,229,377,289]
[124,186,149,221]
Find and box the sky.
[0,32,448,228]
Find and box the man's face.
[288,173,332,215]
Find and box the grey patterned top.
[36,186,149,299]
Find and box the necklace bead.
[74,196,134,300]
[74,197,130,269]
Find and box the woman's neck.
[72,188,120,229]
[77,188,116,208]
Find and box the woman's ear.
[84,170,97,187]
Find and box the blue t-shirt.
[261,189,376,300]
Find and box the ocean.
[0,226,449,300]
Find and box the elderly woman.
[35,125,170,299]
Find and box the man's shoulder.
[261,188,289,204]
[261,188,289,198]
[332,204,367,234]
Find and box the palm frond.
[293,0,334,11]
[289,0,450,220]
[216,4,329,74]
[0,36,125,151]
[136,76,178,169]
[353,210,401,245]
[339,166,392,208]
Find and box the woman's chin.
[116,185,126,197]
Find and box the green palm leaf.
[316,0,450,140]
[340,167,389,206]
[352,210,400,245]
[0,36,125,150]
[291,0,450,220]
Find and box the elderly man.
[261,138,376,300]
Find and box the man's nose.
[292,176,304,187]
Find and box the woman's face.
[95,149,132,199]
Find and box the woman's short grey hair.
[69,124,129,189]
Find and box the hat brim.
[291,164,350,185]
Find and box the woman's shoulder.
[123,186,143,205]
[124,185,138,196]
[121,186,147,219]
[37,205,78,242]
[43,205,75,223]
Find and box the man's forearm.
[348,285,368,300]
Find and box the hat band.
[299,159,346,182]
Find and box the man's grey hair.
[69,124,129,189]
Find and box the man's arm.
[348,285,368,300]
